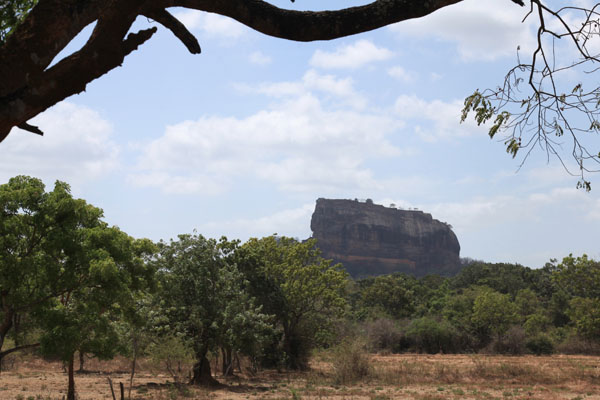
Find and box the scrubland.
[1,352,599,400]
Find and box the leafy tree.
[37,227,155,400]
[523,312,551,337]
[154,234,271,385]
[471,289,518,342]
[359,273,416,319]
[441,286,488,334]
[0,175,155,399]
[568,297,600,342]
[514,288,541,321]
[451,262,536,297]
[0,176,104,364]
[412,274,451,316]
[405,317,459,354]
[240,236,348,369]
[552,254,600,299]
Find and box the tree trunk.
[190,351,217,386]
[12,313,20,347]
[78,351,85,372]
[282,323,306,370]
[0,307,14,352]
[221,347,233,376]
[67,354,76,400]
[0,307,14,373]
[128,335,137,400]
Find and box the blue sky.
[1,0,599,268]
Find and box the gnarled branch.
[170,0,464,42]
[143,7,201,54]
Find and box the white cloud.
[130,92,403,195]
[198,203,315,241]
[173,10,246,40]
[421,185,600,266]
[394,95,481,141]
[244,69,367,109]
[249,51,272,66]
[389,0,536,61]
[310,39,393,69]
[387,66,416,83]
[0,102,119,185]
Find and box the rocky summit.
[310,198,461,277]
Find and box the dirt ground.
[1,353,599,400]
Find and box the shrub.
[488,326,526,355]
[405,317,461,354]
[525,334,554,355]
[330,339,371,385]
[364,318,404,353]
[147,334,195,383]
[557,335,600,355]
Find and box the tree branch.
[17,122,44,136]
[0,21,156,140]
[168,0,465,42]
[143,8,201,54]
[0,343,40,359]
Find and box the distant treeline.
[349,256,599,356]
[1,176,599,399]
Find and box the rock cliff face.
[310,198,461,277]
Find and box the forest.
[2,176,600,400]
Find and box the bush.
[364,318,404,353]
[525,334,554,355]
[556,335,600,355]
[488,326,526,355]
[405,317,462,354]
[330,339,371,385]
[147,334,195,383]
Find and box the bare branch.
[463,0,600,190]
[168,0,465,42]
[17,122,44,136]
[143,8,201,54]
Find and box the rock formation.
[310,198,461,277]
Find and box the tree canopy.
[0,175,156,399]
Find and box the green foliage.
[548,289,571,327]
[0,176,108,355]
[37,225,156,363]
[525,333,554,355]
[568,297,600,341]
[154,233,272,381]
[515,289,541,320]
[461,90,495,127]
[451,262,536,297]
[523,312,551,336]
[405,317,460,354]
[240,236,348,369]
[552,254,600,298]
[471,289,518,339]
[0,0,37,42]
[148,334,195,383]
[0,176,156,400]
[462,91,520,158]
[441,286,487,332]
[360,274,416,319]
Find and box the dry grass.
[1,353,600,399]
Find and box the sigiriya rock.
[310,198,461,277]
